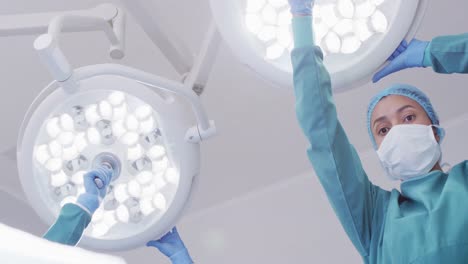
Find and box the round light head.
[17,68,200,251]
[210,0,428,91]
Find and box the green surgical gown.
[43,203,91,246]
[291,16,468,263]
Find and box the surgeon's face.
[371,95,437,148]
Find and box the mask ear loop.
[430,124,447,172]
[430,124,446,144]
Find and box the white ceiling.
[0,0,467,261]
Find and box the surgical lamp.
[9,4,217,251]
[210,0,429,91]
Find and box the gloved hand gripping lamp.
[92,152,122,188]
[16,4,216,251]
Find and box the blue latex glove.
[288,0,314,15]
[76,167,113,214]
[147,227,193,264]
[373,39,429,82]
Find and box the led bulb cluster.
[33,91,180,238]
[245,0,388,60]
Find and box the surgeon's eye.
[404,114,416,123]
[378,127,390,136]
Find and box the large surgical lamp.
[8,4,217,251]
[210,0,429,91]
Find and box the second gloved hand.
[76,167,113,215]
[288,0,314,16]
[373,39,429,82]
[147,227,193,264]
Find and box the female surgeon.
[42,167,193,263]
[288,0,468,263]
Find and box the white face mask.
[376,124,442,181]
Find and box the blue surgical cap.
[367,84,443,149]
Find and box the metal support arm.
[0,4,122,38]
[182,22,221,95]
[32,4,126,93]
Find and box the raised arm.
[43,204,92,246]
[288,1,389,257]
[43,167,112,246]
[373,33,468,82]
[425,34,468,74]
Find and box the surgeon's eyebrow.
[373,116,388,130]
[372,105,416,129]
[396,105,416,114]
